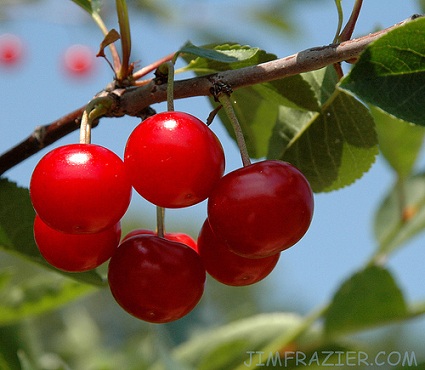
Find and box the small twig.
[339,0,364,42]
[132,52,175,81]
[206,105,223,126]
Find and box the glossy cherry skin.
[108,235,206,323]
[122,228,197,252]
[208,160,314,258]
[34,215,121,272]
[30,144,132,234]
[197,220,280,286]
[124,111,225,208]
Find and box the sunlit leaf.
[269,67,378,192]
[0,179,106,286]
[374,172,425,257]
[340,17,425,125]
[371,106,425,179]
[180,42,276,73]
[324,265,407,336]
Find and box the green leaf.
[180,42,277,73]
[371,106,425,178]
[70,0,93,14]
[152,313,304,370]
[268,67,378,192]
[374,172,425,257]
[324,265,407,336]
[17,350,37,370]
[0,179,106,286]
[70,0,101,15]
[0,274,94,326]
[340,17,425,125]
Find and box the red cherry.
[122,229,197,251]
[197,220,280,286]
[208,160,313,258]
[108,235,206,323]
[124,111,225,208]
[30,144,132,234]
[0,34,23,66]
[34,215,121,272]
[63,44,95,76]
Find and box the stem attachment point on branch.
[79,96,116,144]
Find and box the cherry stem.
[79,97,114,144]
[79,110,91,144]
[164,61,175,112]
[154,61,176,238]
[218,93,251,167]
[156,206,165,238]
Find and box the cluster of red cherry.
[30,111,314,323]
[0,33,94,76]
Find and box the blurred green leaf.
[129,0,171,20]
[269,67,378,192]
[17,350,37,370]
[0,274,94,326]
[152,313,304,370]
[324,265,407,336]
[253,11,293,34]
[0,178,106,287]
[372,106,425,178]
[340,17,425,125]
[418,0,425,13]
[374,172,425,257]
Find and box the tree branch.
[0,15,419,176]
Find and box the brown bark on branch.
[0,15,419,176]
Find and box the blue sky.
[1,0,424,347]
